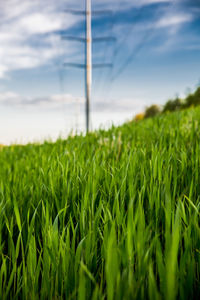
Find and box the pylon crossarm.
[62,36,116,43]
[93,63,113,68]
[63,63,85,69]
[64,9,112,16]
[61,36,85,43]
[64,9,85,15]
[92,10,113,15]
[93,37,116,42]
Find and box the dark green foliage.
[163,97,183,113]
[0,107,200,299]
[144,104,161,118]
[185,87,200,108]
[143,86,200,119]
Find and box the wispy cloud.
[156,13,193,28]
[93,97,147,113]
[0,91,84,108]
[0,90,147,114]
[0,0,82,78]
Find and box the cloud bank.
[0,91,84,108]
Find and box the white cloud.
[156,13,193,28]
[0,0,81,78]
[93,97,147,113]
[0,91,84,108]
[153,11,194,52]
[0,65,9,79]
[0,90,146,114]
[11,10,78,36]
[137,0,172,6]
[82,0,172,9]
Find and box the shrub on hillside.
[163,98,183,113]
[144,104,161,118]
[184,87,200,108]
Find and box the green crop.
[0,107,199,299]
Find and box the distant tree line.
[134,86,200,120]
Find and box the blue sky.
[0,0,200,144]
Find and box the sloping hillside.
[0,107,200,299]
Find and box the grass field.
[0,107,200,299]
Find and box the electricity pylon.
[85,0,92,133]
[62,0,115,133]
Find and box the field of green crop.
[0,107,200,299]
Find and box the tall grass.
[0,107,199,299]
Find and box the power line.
[108,1,174,84]
[92,9,116,98]
[93,2,122,100]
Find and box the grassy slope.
[0,107,200,299]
